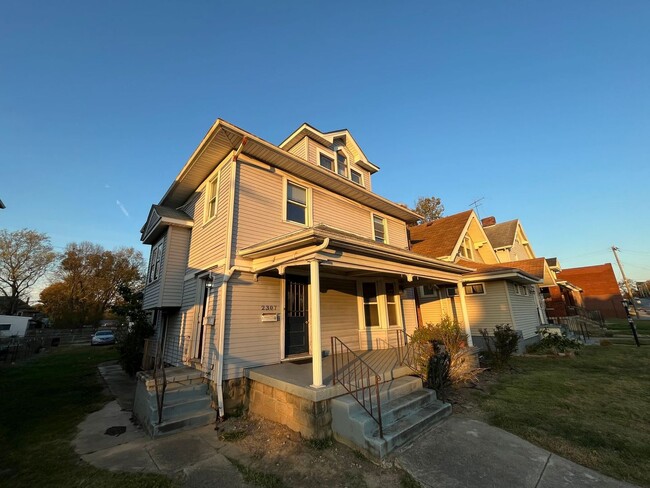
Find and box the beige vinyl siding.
[184,159,232,271]
[320,278,359,352]
[387,219,409,249]
[200,274,223,370]
[511,240,533,261]
[401,288,418,335]
[419,294,446,325]
[223,273,282,380]
[287,137,307,160]
[232,161,302,252]
[463,281,513,336]
[495,248,512,263]
[161,226,191,307]
[143,233,166,310]
[312,188,373,238]
[164,278,198,366]
[509,283,540,339]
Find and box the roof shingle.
[409,210,473,259]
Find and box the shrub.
[480,324,519,368]
[412,316,481,385]
[112,285,154,376]
[527,328,582,355]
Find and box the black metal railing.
[548,316,589,341]
[396,329,427,380]
[150,338,167,424]
[331,336,384,438]
[567,305,604,327]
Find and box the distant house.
[409,210,545,351]
[557,264,626,319]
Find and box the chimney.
[481,216,496,227]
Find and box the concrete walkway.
[78,362,637,487]
[73,362,253,487]
[396,417,637,488]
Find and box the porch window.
[465,283,485,295]
[373,214,387,244]
[286,181,308,225]
[319,153,334,171]
[385,282,399,326]
[446,287,458,297]
[419,284,439,298]
[350,169,363,185]
[337,151,348,177]
[362,282,380,327]
[205,171,220,222]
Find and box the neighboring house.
[557,264,626,319]
[0,315,30,337]
[409,210,544,351]
[137,119,471,449]
[481,216,536,262]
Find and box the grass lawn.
[0,346,175,488]
[605,318,650,335]
[477,345,650,487]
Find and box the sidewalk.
[73,362,253,488]
[77,361,637,488]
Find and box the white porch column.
[309,259,324,388]
[456,281,474,347]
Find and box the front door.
[285,276,309,356]
[197,283,209,360]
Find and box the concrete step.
[331,377,451,459]
[149,410,216,438]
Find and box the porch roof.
[239,224,471,283]
[456,258,543,285]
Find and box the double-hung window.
[373,214,387,244]
[148,242,163,283]
[362,282,380,327]
[350,169,362,185]
[205,172,220,222]
[465,283,485,295]
[385,282,399,326]
[337,151,348,177]
[286,181,308,225]
[459,234,473,260]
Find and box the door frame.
[283,274,310,357]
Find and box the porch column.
[309,259,324,388]
[456,281,474,347]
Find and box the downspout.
[215,139,246,419]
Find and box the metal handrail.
[330,336,384,438]
[151,338,167,424]
[396,329,427,380]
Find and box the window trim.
[318,152,335,172]
[513,283,529,296]
[148,241,163,283]
[203,170,221,224]
[419,284,439,298]
[350,168,364,186]
[464,283,486,295]
[371,213,388,244]
[459,234,474,260]
[336,150,348,178]
[360,281,381,328]
[283,179,311,226]
[383,281,402,328]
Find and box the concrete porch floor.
[246,347,413,402]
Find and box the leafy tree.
[0,229,56,315]
[40,242,144,327]
[414,196,445,223]
[113,284,154,376]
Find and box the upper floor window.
[459,235,474,260]
[319,153,334,171]
[286,181,309,225]
[337,151,348,177]
[372,214,387,244]
[148,241,163,283]
[465,283,485,295]
[205,171,220,222]
[350,169,363,185]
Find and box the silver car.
[91,329,116,346]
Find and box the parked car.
[91,329,116,346]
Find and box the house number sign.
[260,305,278,311]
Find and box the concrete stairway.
[331,376,451,459]
[133,367,215,438]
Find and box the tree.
[0,229,56,315]
[113,284,154,376]
[40,242,144,327]
[414,196,445,224]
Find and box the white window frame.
[513,283,529,296]
[318,151,335,172]
[372,214,388,244]
[203,170,221,224]
[148,241,163,283]
[465,283,486,295]
[459,234,474,260]
[350,168,364,186]
[283,179,311,226]
[383,281,403,328]
[419,284,439,298]
[359,280,381,328]
[336,150,348,178]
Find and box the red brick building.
[557,264,626,319]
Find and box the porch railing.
[330,336,383,439]
[146,338,167,424]
[548,316,589,341]
[566,305,604,327]
[396,330,427,380]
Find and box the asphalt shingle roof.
[409,210,473,259]
[483,219,519,249]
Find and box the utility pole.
[612,246,640,318]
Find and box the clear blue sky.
[1,1,649,284]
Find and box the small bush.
[600,339,613,347]
[305,436,333,450]
[480,324,519,368]
[527,328,583,355]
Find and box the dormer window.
[459,235,474,260]
[319,153,334,171]
[350,169,363,185]
[337,151,348,177]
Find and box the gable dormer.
[452,213,499,264]
[279,124,379,192]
